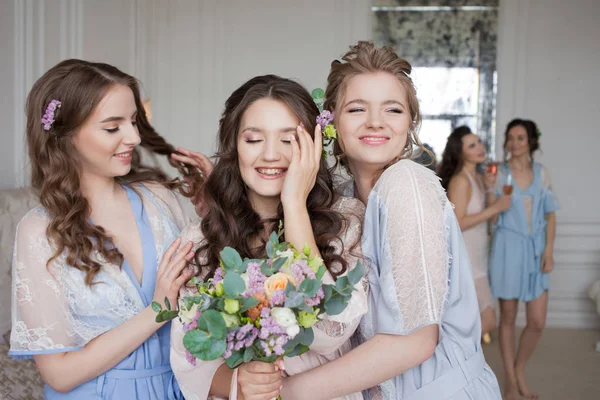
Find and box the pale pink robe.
[170,197,368,400]
[462,171,494,312]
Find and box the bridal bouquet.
[153,230,363,368]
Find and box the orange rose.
[264,272,295,300]
[246,293,269,321]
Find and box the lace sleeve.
[368,160,449,334]
[310,197,368,354]
[9,208,82,358]
[540,164,560,214]
[141,182,195,231]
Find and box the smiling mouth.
[256,168,287,178]
[359,135,390,144]
[114,151,132,159]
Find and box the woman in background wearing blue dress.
[489,119,559,400]
[280,41,501,400]
[9,59,196,399]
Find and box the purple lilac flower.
[182,308,202,333]
[269,289,286,307]
[223,324,259,360]
[305,287,325,307]
[184,349,197,366]
[213,267,224,284]
[41,99,61,131]
[257,307,290,357]
[291,260,315,285]
[245,262,266,297]
[316,110,334,131]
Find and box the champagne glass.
[503,169,513,195]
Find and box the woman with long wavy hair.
[9,59,198,399]
[169,75,366,400]
[438,126,511,344]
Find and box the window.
[373,0,499,160]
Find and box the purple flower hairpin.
[311,88,338,160]
[41,99,61,131]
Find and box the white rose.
[271,307,300,338]
[286,324,300,338]
[179,302,200,324]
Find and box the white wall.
[2,0,598,329]
[496,0,600,328]
[0,0,372,189]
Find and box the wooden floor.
[482,328,600,399]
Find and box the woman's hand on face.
[280,123,322,209]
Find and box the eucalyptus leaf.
[298,278,320,297]
[285,280,297,295]
[198,337,227,361]
[347,260,364,286]
[240,297,260,312]
[151,301,162,313]
[201,310,227,340]
[323,284,333,302]
[266,240,274,259]
[299,327,314,346]
[223,272,246,297]
[183,330,211,356]
[220,247,243,271]
[271,257,287,272]
[285,343,310,358]
[243,346,255,363]
[225,351,244,369]
[315,265,326,280]
[155,310,178,323]
[324,293,349,316]
[284,290,307,308]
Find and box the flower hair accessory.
[41,100,61,131]
[311,88,337,160]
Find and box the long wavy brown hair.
[26,59,197,286]
[195,75,351,279]
[438,125,474,190]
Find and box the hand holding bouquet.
[153,230,363,370]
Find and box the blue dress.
[351,160,501,400]
[489,162,560,302]
[10,184,190,399]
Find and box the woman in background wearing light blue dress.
[9,60,196,399]
[280,41,501,400]
[489,119,559,400]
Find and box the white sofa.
[0,188,43,399]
